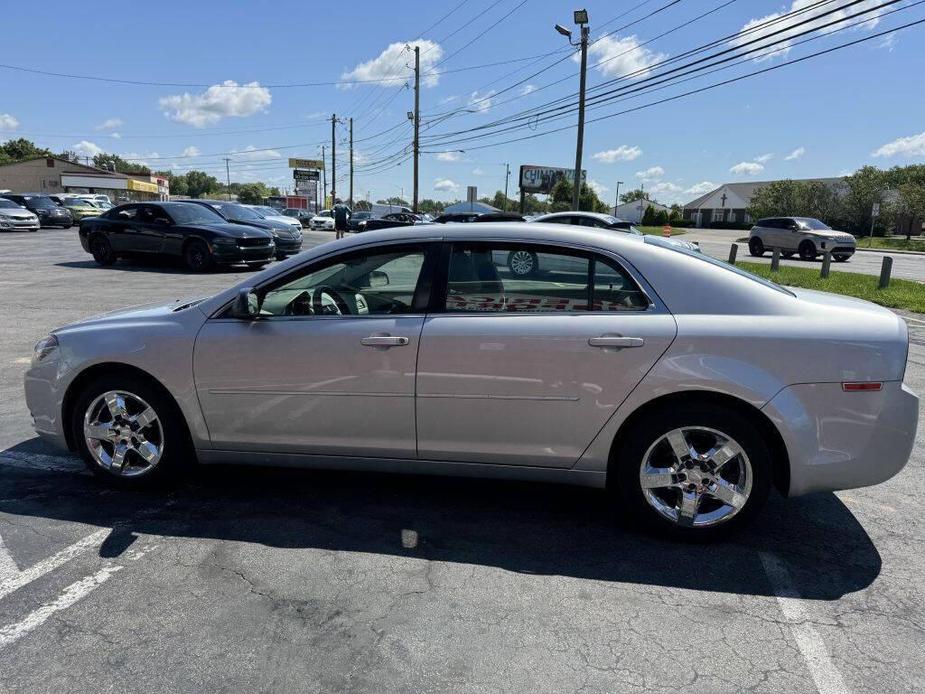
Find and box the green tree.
[268,186,281,197]
[891,184,925,240]
[93,152,150,174]
[668,204,682,223]
[641,205,657,226]
[654,208,669,225]
[0,138,51,164]
[747,179,843,228]
[185,170,221,199]
[842,166,887,235]
[236,182,270,204]
[619,188,650,204]
[549,178,608,213]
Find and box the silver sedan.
[24,223,917,540]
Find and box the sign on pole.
[289,158,324,170]
[293,169,320,182]
[519,165,587,194]
[871,202,881,217]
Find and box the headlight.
[32,335,59,366]
[0,217,11,227]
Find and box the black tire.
[184,240,213,272]
[612,402,772,541]
[90,236,116,266]
[798,241,817,261]
[70,373,192,489]
[748,237,765,257]
[507,249,539,276]
[833,254,850,262]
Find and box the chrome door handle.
[588,336,645,348]
[360,336,410,347]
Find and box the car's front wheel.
[71,374,190,488]
[614,403,771,541]
[748,237,765,257]
[798,241,817,261]
[184,240,213,272]
[507,249,539,276]
[90,236,116,266]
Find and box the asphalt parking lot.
[1,227,924,693]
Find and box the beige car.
[748,217,856,262]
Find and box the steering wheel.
[312,285,352,315]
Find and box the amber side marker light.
[842,382,883,392]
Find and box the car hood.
[0,209,37,219]
[54,296,209,333]
[803,228,855,241]
[186,222,272,238]
[228,217,291,232]
[263,215,301,226]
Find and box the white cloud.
[580,34,667,78]
[635,165,665,180]
[592,145,642,163]
[648,181,683,196]
[95,117,123,131]
[755,153,774,163]
[436,151,461,162]
[873,131,925,158]
[468,89,496,113]
[439,94,459,105]
[877,32,898,52]
[733,1,887,62]
[232,144,282,161]
[434,178,459,192]
[341,40,443,89]
[159,80,272,128]
[588,179,609,197]
[109,132,122,139]
[784,146,805,160]
[122,151,161,168]
[472,167,485,176]
[520,84,537,96]
[182,145,201,157]
[730,161,764,176]
[684,181,716,196]
[0,113,19,130]
[72,140,104,157]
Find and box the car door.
[105,204,141,252]
[128,205,167,253]
[193,242,437,457]
[415,241,677,468]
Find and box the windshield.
[354,212,371,219]
[255,206,280,216]
[209,202,262,220]
[0,199,21,209]
[166,204,226,225]
[796,218,832,231]
[24,196,56,209]
[63,199,89,207]
[644,236,795,296]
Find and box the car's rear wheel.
[71,374,190,488]
[90,236,116,266]
[184,240,212,272]
[507,249,539,276]
[613,403,771,541]
[798,241,817,261]
[748,237,765,257]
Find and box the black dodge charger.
[78,202,275,271]
[175,199,302,259]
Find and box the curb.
[854,246,925,257]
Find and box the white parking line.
[759,552,849,694]
[0,533,18,582]
[0,528,108,603]
[0,565,123,649]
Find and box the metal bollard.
[728,243,738,265]
[771,248,780,272]
[878,256,893,289]
[820,251,832,279]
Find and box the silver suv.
[748,217,856,262]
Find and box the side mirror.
[231,287,260,319]
[369,270,390,288]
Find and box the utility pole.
[321,145,327,207]
[614,180,623,215]
[349,117,354,210]
[330,113,337,203]
[412,45,421,213]
[503,163,511,211]
[573,18,589,211]
[223,157,231,201]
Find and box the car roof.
[537,211,620,222]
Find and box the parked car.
[310,211,335,231]
[175,200,301,260]
[245,205,304,234]
[0,197,40,232]
[524,212,699,276]
[24,223,917,540]
[57,196,103,222]
[0,193,72,228]
[748,217,856,261]
[282,208,314,228]
[348,210,372,231]
[78,201,275,271]
[358,211,423,232]
[432,211,526,224]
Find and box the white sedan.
[310,211,335,230]
[23,223,917,540]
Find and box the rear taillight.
[842,382,883,392]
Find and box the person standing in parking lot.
[333,197,351,240]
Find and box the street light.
[556,9,589,212]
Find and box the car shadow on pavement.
[55,259,259,275]
[0,438,880,601]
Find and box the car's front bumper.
[762,380,918,496]
[38,214,73,227]
[212,241,276,265]
[24,359,69,450]
[273,237,303,256]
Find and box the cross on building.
[720,192,727,208]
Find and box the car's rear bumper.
[762,381,918,496]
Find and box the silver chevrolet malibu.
[24,223,918,539]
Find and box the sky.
[1,0,923,206]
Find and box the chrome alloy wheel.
[509,250,535,275]
[83,390,164,477]
[639,426,752,528]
